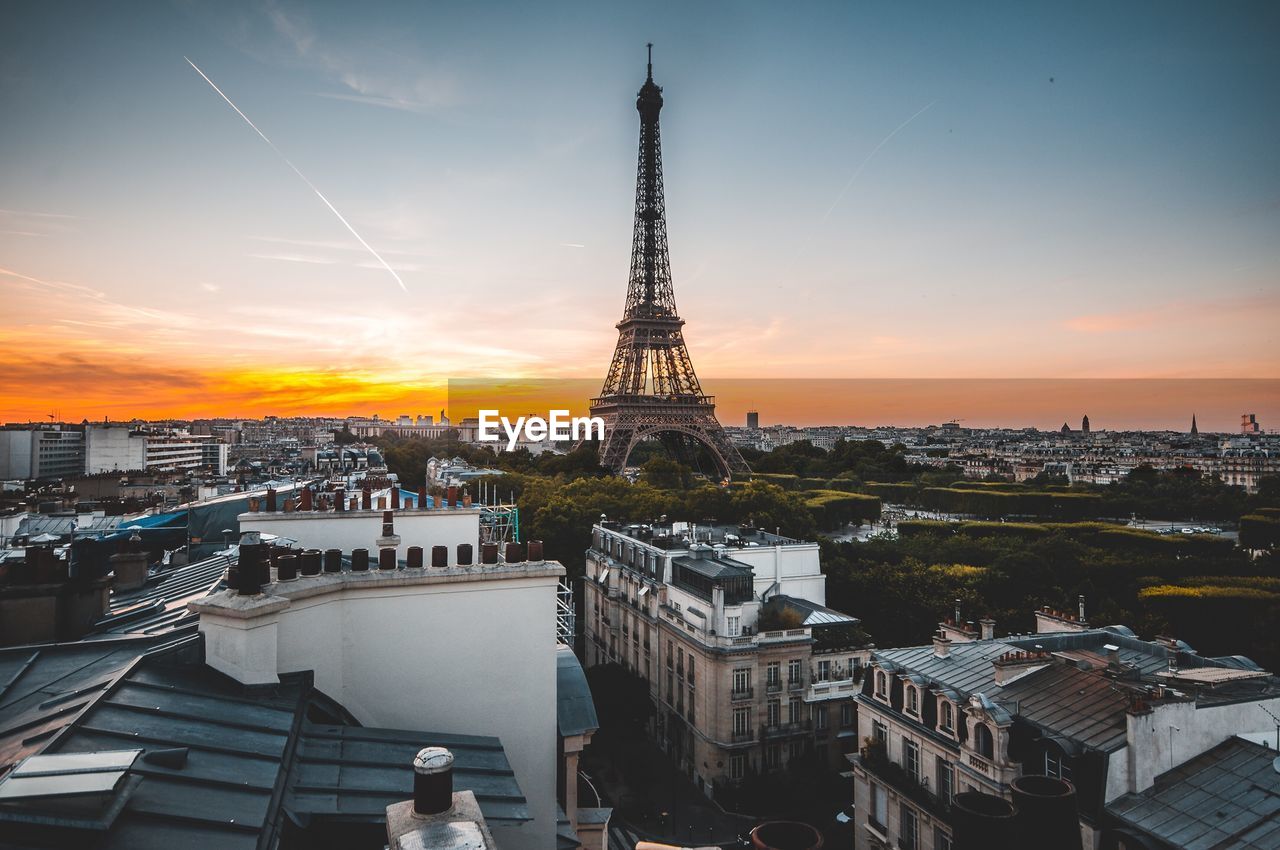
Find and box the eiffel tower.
[589,46,750,480]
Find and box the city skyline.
[3,2,1278,423]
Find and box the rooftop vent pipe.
[412,747,454,816]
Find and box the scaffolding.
[478,502,519,545]
[556,579,576,645]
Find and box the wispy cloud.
[266,4,458,114]
[1063,293,1280,335]
[249,252,340,265]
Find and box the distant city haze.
[1,3,1277,424]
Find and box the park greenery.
[369,431,1280,669]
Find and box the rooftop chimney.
[979,617,996,641]
[1078,594,1086,622]
[933,630,953,659]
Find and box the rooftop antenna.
[647,42,653,80]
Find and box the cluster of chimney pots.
[230,483,542,595]
[246,483,473,514]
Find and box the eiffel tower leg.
[598,419,638,474]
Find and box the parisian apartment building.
[582,519,873,797]
[849,604,1280,850]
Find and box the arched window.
[940,700,954,732]
[874,670,888,698]
[973,723,994,759]
[906,685,919,715]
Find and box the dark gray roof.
[0,635,174,772]
[766,594,859,627]
[90,552,231,638]
[556,646,599,738]
[1107,737,1280,849]
[671,555,753,581]
[0,636,529,849]
[876,640,1011,696]
[288,725,529,825]
[997,662,1130,752]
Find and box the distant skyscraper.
[1190,414,1198,436]
[747,410,759,430]
[1241,413,1260,435]
[1082,414,1090,434]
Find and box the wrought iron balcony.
[760,720,812,739]
[857,741,950,821]
[730,686,754,702]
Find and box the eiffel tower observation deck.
[589,46,750,481]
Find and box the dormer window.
[874,670,888,699]
[940,699,955,733]
[906,685,919,716]
[973,723,994,760]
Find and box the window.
[733,707,751,737]
[900,804,918,850]
[1044,749,1072,781]
[935,828,953,850]
[729,754,746,781]
[687,685,695,724]
[872,719,888,745]
[973,724,994,760]
[765,743,782,770]
[840,703,854,728]
[817,659,831,681]
[766,661,780,687]
[788,658,802,685]
[677,647,684,679]
[726,614,741,636]
[869,782,888,833]
[815,706,828,731]
[788,740,804,761]
[687,657,695,686]
[788,697,802,724]
[906,685,919,715]
[875,669,888,698]
[903,739,920,784]
[666,642,673,667]
[937,757,954,803]
[767,699,781,727]
[940,700,954,733]
[732,667,751,696]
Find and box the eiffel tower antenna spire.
[586,47,750,480]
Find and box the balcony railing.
[766,680,782,694]
[967,754,992,776]
[760,720,812,739]
[858,742,950,821]
[787,678,805,691]
[730,729,755,744]
[730,686,754,701]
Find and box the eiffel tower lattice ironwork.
[589,46,750,480]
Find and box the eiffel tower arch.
[587,46,750,481]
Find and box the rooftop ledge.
[190,560,565,620]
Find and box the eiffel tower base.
[590,397,751,481]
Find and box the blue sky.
[0,1,1277,422]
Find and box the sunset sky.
[1,2,1277,429]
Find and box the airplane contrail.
[819,100,936,224]
[184,57,408,293]
[790,100,937,268]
